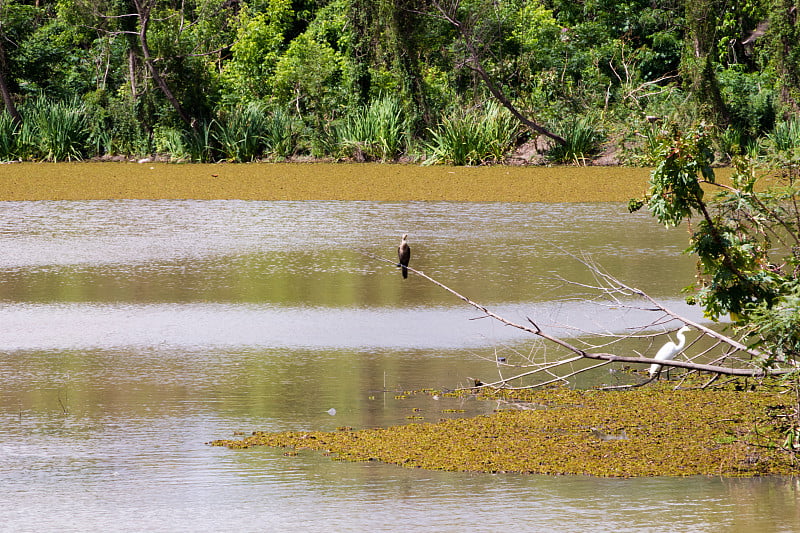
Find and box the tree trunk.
[128,49,138,100]
[466,58,567,145]
[682,0,729,127]
[0,40,22,126]
[133,0,195,129]
[770,0,800,116]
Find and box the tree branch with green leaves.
[630,123,800,368]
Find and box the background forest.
[1,0,799,164]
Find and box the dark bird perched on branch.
[397,234,411,279]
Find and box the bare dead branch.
[357,247,793,389]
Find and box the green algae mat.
[211,387,799,477]
[0,162,652,202]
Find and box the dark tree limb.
[429,0,567,146]
[0,39,22,126]
[133,0,195,129]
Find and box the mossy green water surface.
[0,162,652,202]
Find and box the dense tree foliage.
[0,0,798,162]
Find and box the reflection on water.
[1,199,798,532]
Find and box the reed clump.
[424,102,520,166]
[547,115,605,165]
[336,96,408,162]
[5,97,91,162]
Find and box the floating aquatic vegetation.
[0,162,664,203]
[210,385,798,477]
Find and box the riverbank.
[212,385,798,477]
[0,162,654,202]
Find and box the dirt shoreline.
[0,162,654,202]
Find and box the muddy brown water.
[0,164,796,532]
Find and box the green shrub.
[632,123,665,166]
[306,122,338,159]
[154,122,214,162]
[717,68,775,136]
[154,127,188,161]
[424,101,520,165]
[104,95,152,157]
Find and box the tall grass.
[337,96,407,161]
[154,126,189,161]
[0,112,19,161]
[20,97,89,161]
[214,102,269,162]
[214,103,299,161]
[424,102,519,165]
[634,123,664,166]
[547,115,604,164]
[187,121,214,162]
[262,108,299,159]
[307,122,338,159]
[715,126,761,162]
[155,122,213,162]
[765,118,800,153]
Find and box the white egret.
[649,326,691,378]
[397,234,411,279]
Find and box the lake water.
[1,199,799,532]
